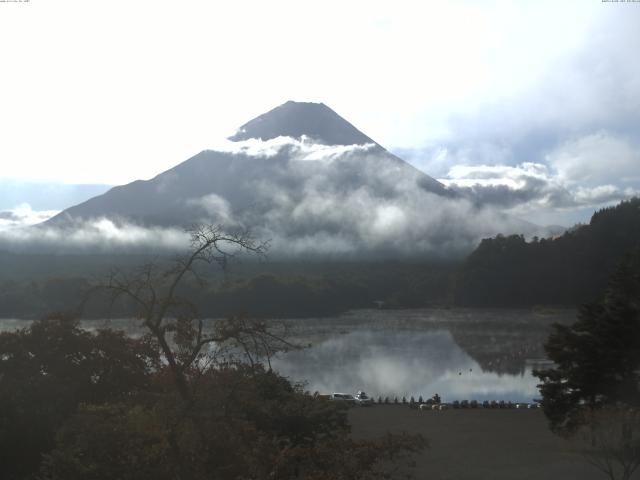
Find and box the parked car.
[354,391,374,406]
[329,393,356,405]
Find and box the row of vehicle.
[323,390,541,410]
[327,391,374,406]
[417,400,541,410]
[322,392,540,410]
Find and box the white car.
[329,393,357,405]
[354,391,374,406]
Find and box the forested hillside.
[456,198,640,306]
[0,261,455,319]
[3,199,639,318]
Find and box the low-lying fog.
[0,308,574,403]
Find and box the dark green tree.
[535,250,640,435]
[39,364,426,480]
[0,314,157,480]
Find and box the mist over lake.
[1,308,572,403]
[271,308,572,402]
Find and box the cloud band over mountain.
[2,101,628,258]
[0,140,542,257]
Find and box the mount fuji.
[41,101,527,257]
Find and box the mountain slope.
[39,101,540,257]
[45,101,452,228]
[229,101,378,146]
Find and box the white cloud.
[0,143,539,258]
[546,132,640,186]
[235,161,539,257]
[209,136,376,161]
[3,132,636,256]
[441,161,639,217]
[0,217,189,253]
[0,0,617,185]
[573,185,639,206]
[0,204,59,232]
[186,193,234,224]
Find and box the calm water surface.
[1,308,574,403]
[270,308,573,402]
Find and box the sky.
[1,0,639,226]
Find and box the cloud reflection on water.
[0,309,554,403]
[271,328,540,402]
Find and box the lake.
[1,308,574,403]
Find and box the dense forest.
[1,198,639,319]
[0,260,456,319]
[455,198,640,307]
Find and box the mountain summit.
[229,101,378,146]
[40,101,515,257]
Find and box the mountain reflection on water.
[0,308,574,403]
[271,308,574,403]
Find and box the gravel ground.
[348,405,631,480]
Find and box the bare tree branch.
[89,224,288,403]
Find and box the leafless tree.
[576,407,640,480]
[99,224,295,402]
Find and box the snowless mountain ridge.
[38,101,538,257]
[229,101,380,146]
[45,101,452,227]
